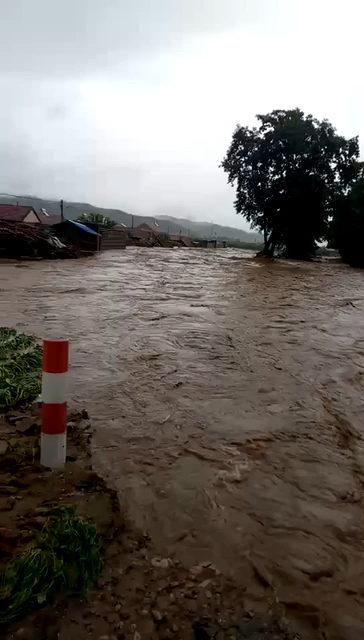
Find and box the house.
[136,222,161,233]
[52,219,100,254]
[79,221,127,250]
[0,205,42,223]
[99,225,127,250]
[130,222,163,238]
[128,222,168,242]
[37,211,63,225]
[0,204,65,226]
[200,239,227,249]
[169,234,193,247]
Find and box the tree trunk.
[263,216,267,247]
[260,229,274,258]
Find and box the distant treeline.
[193,237,264,251]
[328,176,364,268]
[221,238,264,250]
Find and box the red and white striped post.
[41,339,69,469]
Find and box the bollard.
[41,339,68,469]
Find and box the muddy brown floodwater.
[2,248,364,639]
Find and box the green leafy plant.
[76,212,117,228]
[0,505,102,625]
[0,327,41,408]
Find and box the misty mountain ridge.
[155,214,261,242]
[0,194,261,242]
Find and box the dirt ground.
[1,248,364,639]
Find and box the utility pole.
[60,199,64,222]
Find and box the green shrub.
[0,505,103,625]
[0,327,41,408]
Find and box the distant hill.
[155,215,261,243]
[0,194,261,242]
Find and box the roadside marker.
[41,339,68,469]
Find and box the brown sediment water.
[1,248,364,638]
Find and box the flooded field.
[1,248,364,638]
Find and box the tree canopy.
[221,109,359,259]
[330,165,364,268]
[77,213,117,228]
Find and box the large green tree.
[77,213,117,228]
[221,109,359,259]
[331,166,364,268]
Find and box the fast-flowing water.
[1,249,364,637]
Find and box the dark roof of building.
[37,212,63,225]
[135,222,160,232]
[70,220,100,235]
[52,219,100,236]
[170,234,193,247]
[0,205,41,222]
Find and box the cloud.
[46,104,68,121]
[0,0,299,79]
[0,0,363,230]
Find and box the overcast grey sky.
[1,0,362,229]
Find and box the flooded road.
[2,248,364,638]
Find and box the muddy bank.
[0,410,119,562]
[0,409,120,634]
[1,408,297,640]
[1,249,364,638]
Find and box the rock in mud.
[151,609,164,622]
[151,557,171,568]
[15,416,37,434]
[0,526,21,541]
[0,496,16,512]
[0,440,8,454]
[14,629,33,639]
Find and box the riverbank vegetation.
[330,170,364,268]
[0,505,102,625]
[0,328,41,408]
[76,213,116,228]
[221,109,364,266]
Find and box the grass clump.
[0,505,103,625]
[0,327,41,408]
